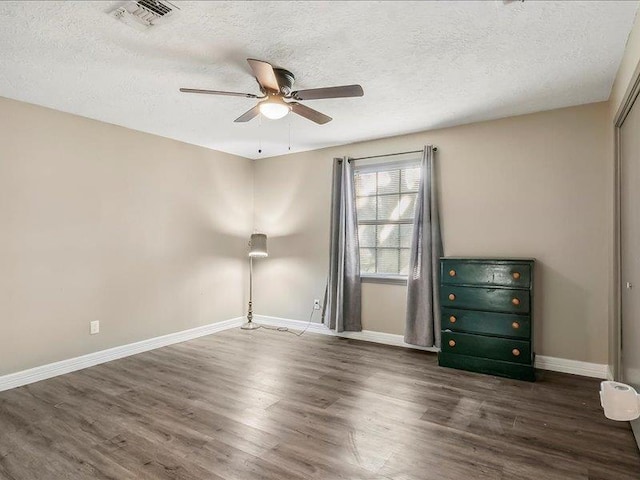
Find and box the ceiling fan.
[179,58,364,125]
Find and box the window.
[354,161,421,281]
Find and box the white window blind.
[354,160,421,278]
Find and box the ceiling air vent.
[110,0,179,31]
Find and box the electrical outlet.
[313,299,321,310]
[90,320,100,335]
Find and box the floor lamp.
[242,233,268,330]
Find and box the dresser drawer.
[441,260,531,288]
[442,308,530,339]
[441,285,530,314]
[438,352,535,381]
[441,331,531,364]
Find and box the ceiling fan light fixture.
[259,97,290,120]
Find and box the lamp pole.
[242,255,259,329]
[242,234,266,330]
[246,256,254,324]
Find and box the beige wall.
[0,95,616,374]
[607,11,640,377]
[254,102,610,364]
[0,97,253,375]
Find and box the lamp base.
[240,320,260,330]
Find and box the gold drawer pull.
[511,297,520,306]
[512,272,521,280]
[449,315,457,324]
[449,269,456,277]
[449,340,456,347]
[512,348,521,357]
[512,321,520,329]
[448,293,456,301]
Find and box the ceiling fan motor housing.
[273,68,295,96]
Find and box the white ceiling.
[0,1,637,159]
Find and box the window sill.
[361,275,408,286]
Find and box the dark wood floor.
[0,328,638,480]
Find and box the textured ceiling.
[0,1,637,159]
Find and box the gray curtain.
[324,157,362,332]
[405,146,443,347]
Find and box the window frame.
[353,158,421,285]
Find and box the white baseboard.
[534,355,608,379]
[0,314,609,393]
[0,317,244,393]
[337,330,440,352]
[255,315,608,379]
[255,315,439,352]
[256,315,331,335]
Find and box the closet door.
[620,94,640,446]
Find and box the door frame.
[614,61,640,381]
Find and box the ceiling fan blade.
[247,59,280,92]
[291,84,364,101]
[180,88,259,98]
[234,105,261,123]
[290,102,332,125]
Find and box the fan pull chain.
[258,114,262,154]
[288,115,292,151]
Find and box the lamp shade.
[249,233,268,257]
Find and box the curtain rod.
[349,147,437,162]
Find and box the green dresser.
[438,257,536,381]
